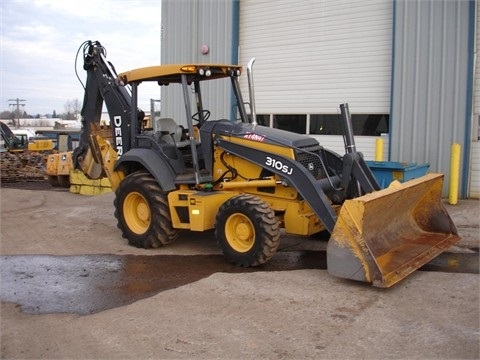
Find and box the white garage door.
[239,0,393,114]
[238,0,393,158]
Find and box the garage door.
[238,0,393,114]
[238,0,393,158]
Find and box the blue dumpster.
[365,161,430,189]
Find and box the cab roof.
[118,64,242,85]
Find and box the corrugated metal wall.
[160,0,237,126]
[390,0,474,197]
[476,1,480,116]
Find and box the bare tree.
[63,99,81,120]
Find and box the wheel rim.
[123,192,151,234]
[225,213,255,252]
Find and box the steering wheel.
[192,109,211,123]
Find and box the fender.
[115,148,177,192]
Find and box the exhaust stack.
[246,58,257,126]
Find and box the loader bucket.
[327,173,460,288]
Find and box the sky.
[1,0,162,116]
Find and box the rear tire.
[114,171,179,248]
[215,194,280,267]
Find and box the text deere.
[113,115,123,155]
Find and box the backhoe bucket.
[327,173,460,288]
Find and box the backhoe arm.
[88,134,125,190]
[0,122,15,150]
[73,41,134,180]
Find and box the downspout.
[230,0,240,121]
[388,0,398,161]
[462,0,476,198]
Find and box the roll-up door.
[238,0,393,114]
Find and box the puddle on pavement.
[0,251,477,315]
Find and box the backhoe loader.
[0,122,54,182]
[73,40,459,288]
[0,122,54,153]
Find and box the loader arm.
[215,136,339,232]
[337,103,380,195]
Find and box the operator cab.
[118,64,247,184]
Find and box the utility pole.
[8,98,26,129]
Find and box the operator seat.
[156,118,190,148]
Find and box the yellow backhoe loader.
[0,122,54,183]
[73,40,459,288]
[0,122,54,153]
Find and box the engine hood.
[201,120,319,149]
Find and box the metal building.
[161,0,479,198]
[160,0,238,122]
[391,0,477,198]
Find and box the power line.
[8,98,26,129]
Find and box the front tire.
[114,171,179,248]
[215,194,280,267]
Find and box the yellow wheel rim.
[225,213,255,253]
[123,192,151,234]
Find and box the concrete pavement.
[0,187,478,359]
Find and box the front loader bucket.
[327,173,460,288]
